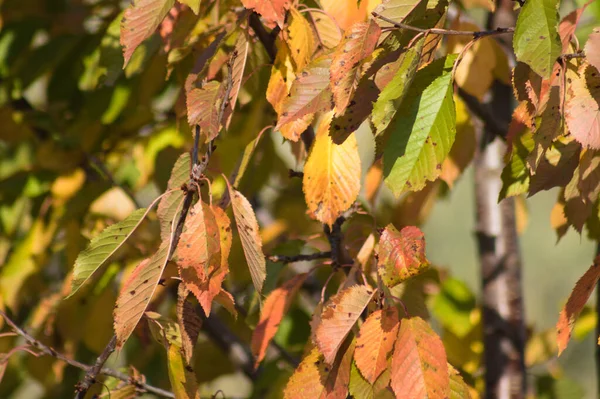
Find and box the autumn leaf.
[349,362,394,399]
[69,208,147,297]
[157,153,189,241]
[241,0,291,28]
[177,285,202,364]
[330,19,381,114]
[187,81,225,142]
[286,8,317,71]
[383,55,457,196]
[448,364,472,399]
[372,0,427,28]
[315,285,376,364]
[513,0,561,79]
[391,316,450,398]
[120,0,175,67]
[558,0,594,52]
[252,273,307,367]
[584,29,600,72]
[377,224,429,288]
[309,10,342,49]
[564,63,600,149]
[284,338,355,399]
[557,257,600,354]
[303,112,361,227]
[227,183,266,295]
[320,0,370,31]
[222,31,250,129]
[354,307,399,384]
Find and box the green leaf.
[371,38,424,135]
[513,0,561,79]
[383,55,457,196]
[69,208,148,297]
[499,130,534,200]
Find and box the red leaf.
[284,338,355,399]
[241,0,291,28]
[315,285,376,364]
[252,273,307,367]
[330,20,381,114]
[391,317,450,399]
[354,307,399,384]
[120,0,175,66]
[377,225,429,288]
[557,257,600,354]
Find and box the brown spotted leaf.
[177,201,219,279]
[120,0,175,67]
[252,273,308,367]
[227,184,266,295]
[330,19,381,114]
[391,317,450,399]
[315,285,376,364]
[176,285,202,364]
[303,112,361,227]
[377,224,429,288]
[564,63,600,149]
[222,31,250,129]
[557,257,600,354]
[354,307,399,384]
[186,81,225,142]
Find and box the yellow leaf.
[303,112,361,226]
[286,8,316,71]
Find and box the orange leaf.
[315,285,376,364]
[186,81,225,142]
[120,0,175,67]
[303,112,361,227]
[252,273,308,367]
[559,0,594,53]
[565,63,600,149]
[377,225,429,288]
[177,201,220,278]
[227,184,266,294]
[391,317,450,399]
[330,19,381,114]
[284,338,355,399]
[354,307,399,384]
[557,257,600,354]
[241,0,291,28]
[320,0,370,31]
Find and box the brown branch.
[0,310,174,398]
[372,12,514,38]
[268,251,332,264]
[74,335,117,398]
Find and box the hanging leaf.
[315,285,376,364]
[114,240,172,349]
[377,224,429,288]
[177,285,202,364]
[69,208,147,297]
[157,153,190,241]
[558,0,594,52]
[303,112,361,227]
[500,129,534,200]
[284,338,355,399]
[565,63,600,149]
[227,183,266,295]
[277,55,333,129]
[371,37,424,135]
[309,10,342,49]
[391,316,450,398]
[286,8,317,70]
[252,273,307,367]
[383,55,457,196]
[557,257,600,354]
[354,307,399,384]
[222,31,250,129]
[584,29,600,72]
[513,0,561,79]
[187,81,225,142]
[372,0,427,28]
[320,0,370,31]
[120,0,176,66]
[448,364,472,399]
[349,362,394,399]
[330,19,381,114]
[241,0,291,28]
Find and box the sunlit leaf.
[241,0,291,28]
[286,8,317,70]
[252,273,307,367]
[349,362,394,399]
[315,285,375,364]
[564,63,600,149]
[187,81,225,142]
[584,29,600,72]
[303,112,361,227]
[391,316,450,398]
[223,31,250,129]
[377,224,429,288]
[448,364,472,399]
[157,153,189,241]
[320,0,370,31]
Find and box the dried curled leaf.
[354,307,399,384]
[252,273,307,367]
[378,224,429,288]
[303,112,361,227]
[391,317,450,399]
[315,285,376,364]
[557,257,600,354]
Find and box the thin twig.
[372,12,514,39]
[268,251,332,264]
[75,335,117,398]
[0,310,174,398]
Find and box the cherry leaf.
[391,316,450,399]
[584,29,600,73]
[315,285,376,364]
[378,224,429,288]
[564,63,600,149]
[186,81,224,142]
[157,153,189,241]
[557,257,600,354]
[252,273,307,367]
[241,0,291,28]
[176,285,202,364]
